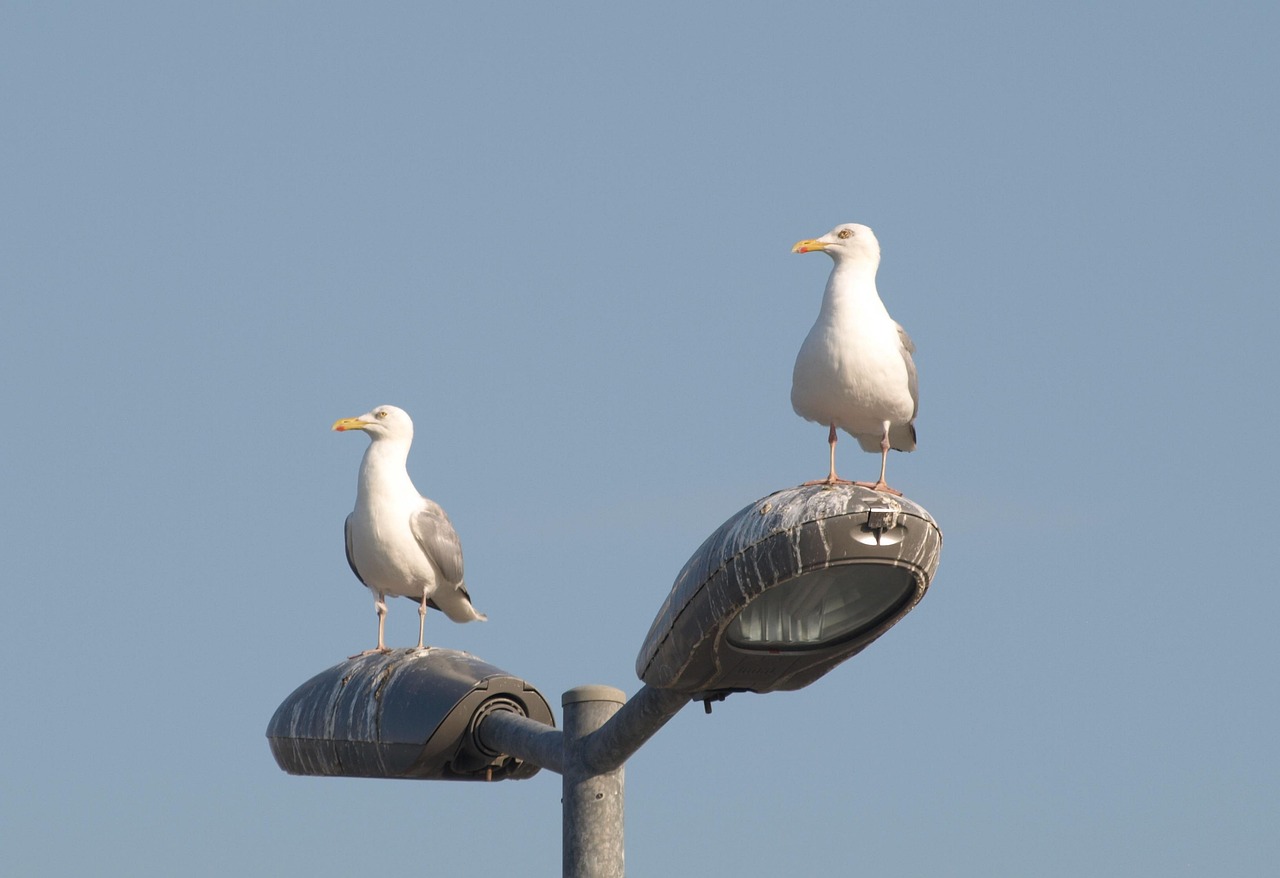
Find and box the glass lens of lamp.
[725,565,916,650]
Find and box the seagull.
[333,405,485,655]
[790,223,918,495]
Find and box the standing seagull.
[790,223,918,494]
[333,404,485,655]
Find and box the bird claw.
[800,476,855,487]
[798,477,903,495]
[853,480,902,496]
[348,647,392,659]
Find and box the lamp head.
[267,649,554,781]
[637,485,942,704]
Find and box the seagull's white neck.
[356,437,413,502]
[820,257,883,319]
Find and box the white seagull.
[333,405,485,655]
[790,223,918,494]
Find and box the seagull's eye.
[375,410,388,419]
[837,228,853,239]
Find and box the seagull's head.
[332,404,414,442]
[791,223,880,264]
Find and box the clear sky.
[3,3,1277,876]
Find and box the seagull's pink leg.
[828,424,838,482]
[803,424,854,486]
[854,421,902,495]
[350,594,391,659]
[415,592,429,651]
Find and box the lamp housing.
[267,648,554,781]
[636,484,942,702]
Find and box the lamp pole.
[562,687,626,878]
[478,685,691,878]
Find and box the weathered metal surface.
[266,647,554,781]
[577,685,689,775]
[562,687,626,878]
[636,483,943,697]
[476,709,566,775]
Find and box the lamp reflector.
[726,564,916,650]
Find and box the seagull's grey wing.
[410,500,465,587]
[343,513,368,587]
[896,321,916,354]
[896,321,919,421]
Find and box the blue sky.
[3,3,1277,876]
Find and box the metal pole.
[562,685,625,878]
[476,683,691,877]
[577,685,689,775]
[475,708,566,775]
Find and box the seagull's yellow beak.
[791,239,827,254]
[332,417,369,432]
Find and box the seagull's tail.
[431,583,488,623]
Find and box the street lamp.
[267,483,942,877]
[637,483,942,708]
[267,648,554,781]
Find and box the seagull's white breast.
[349,466,440,601]
[791,268,915,442]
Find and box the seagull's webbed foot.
[853,480,903,496]
[801,476,856,487]
[348,646,392,659]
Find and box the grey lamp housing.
[267,648,554,781]
[636,484,942,703]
